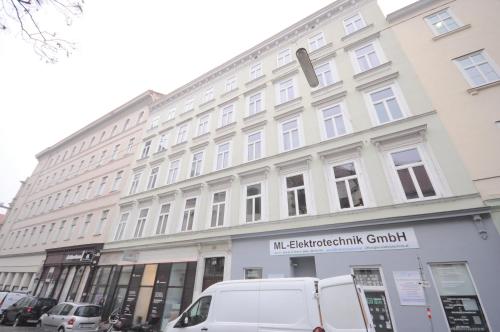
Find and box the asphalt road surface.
[0,327,39,332]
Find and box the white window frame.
[247,91,264,117]
[277,48,292,67]
[215,141,231,170]
[203,87,214,102]
[114,212,129,241]
[147,166,159,190]
[308,31,326,51]
[343,12,366,35]
[424,8,462,36]
[141,140,152,159]
[155,203,171,235]
[225,76,237,92]
[129,172,142,195]
[249,62,263,80]
[314,60,339,88]
[278,116,304,153]
[454,50,500,88]
[166,108,176,121]
[197,114,210,136]
[241,181,266,223]
[96,176,107,196]
[95,209,109,235]
[317,101,352,140]
[133,208,149,238]
[190,151,204,177]
[275,77,297,105]
[350,40,386,74]
[245,130,265,162]
[176,124,189,144]
[280,171,314,219]
[80,213,92,238]
[208,190,229,228]
[150,115,160,129]
[127,138,135,153]
[167,159,180,184]
[363,82,410,126]
[157,134,168,152]
[184,98,195,113]
[111,144,120,160]
[179,197,198,232]
[219,104,235,127]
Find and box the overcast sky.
[0,0,414,206]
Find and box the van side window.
[184,296,212,327]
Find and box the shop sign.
[65,253,83,261]
[122,251,139,262]
[270,227,419,255]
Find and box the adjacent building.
[0,91,160,300]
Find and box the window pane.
[287,191,297,216]
[374,103,389,123]
[479,62,500,82]
[348,178,364,207]
[247,184,261,196]
[286,175,304,188]
[397,169,419,199]
[466,67,486,86]
[367,52,380,67]
[386,98,403,119]
[336,181,350,209]
[255,197,261,221]
[246,199,253,222]
[334,116,346,135]
[333,163,356,178]
[371,88,393,102]
[392,148,421,166]
[218,205,225,226]
[297,188,307,215]
[413,165,436,197]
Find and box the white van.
[165,275,370,332]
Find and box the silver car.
[39,302,101,332]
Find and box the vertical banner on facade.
[270,227,419,255]
[393,271,426,306]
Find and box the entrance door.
[202,257,224,291]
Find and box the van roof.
[205,277,319,291]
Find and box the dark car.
[0,296,57,326]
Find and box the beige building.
[387,0,500,230]
[0,91,160,300]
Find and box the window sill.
[341,23,374,42]
[309,42,334,57]
[243,110,267,125]
[353,61,392,81]
[467,80,500,95]
[171,141,188,149]
[199,98,216,109]
[311,80,344,97]
[216,121,237,134]
[272,60,297,75]
[245,74,266,87]
[192,132,210,142]
[221,87,239,99]
[432,24,471,41]
[275,97,302,112]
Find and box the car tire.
[12,316,22,327]
[36,320,42,328]
[58,327,65,332]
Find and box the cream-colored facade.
[387,0,500,229]
[0,91,160,296]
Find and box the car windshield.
[75,305,101,317]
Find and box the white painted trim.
[277,113,304,153]
[362,82,411,127]
[244,129,266,163]
[316,100,353,141]
[349,38,387,75]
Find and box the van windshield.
[75,305,101,317]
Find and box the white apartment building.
[87,1,500,331]
[0,91,160,301]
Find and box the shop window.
[87,266,113,305]
[108,266,133,316]
[66,266,86,302]
[430,263,490,332]
[353,267,394,332]
[133,264,157,324]
[202,257,225,291]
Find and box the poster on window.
[393,271,426,306]
[441,295,489,332]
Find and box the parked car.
[40,302,102,332]
[1,296,57,326]
[0,292,29,324]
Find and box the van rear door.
[318,275,369,332]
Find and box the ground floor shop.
[89,240,230,331]
[0,253,44,292]
[231,213,500,332]
[33,244,102,303]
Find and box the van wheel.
[12,316,22,327]
[59,327,65,332]
[36,320,42,328]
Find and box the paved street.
[0,327,38,332]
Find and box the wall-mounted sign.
[122,251,139,262]
[393,271,426,306]
[65,253,83,261]
[270,227,419,255]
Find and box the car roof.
[59,302,99,307]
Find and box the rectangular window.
[127,138,135,153]
[44,224,54,244]
[190,151,204,177]
[112,171,123,191]
[244,268,263,280]
[245,183,262,223]
[147,167,159,190]
[321,104,347,139]
[343,13,366,35]
[220,104,234,127]
[85,182,94,200]
[95,209,109,235]
[197,114,210,136]
[129,173,142,195]
[430,263,490,332]
[141,140,152,158]
[278,79,295,104]
[203,88,214,102]
[250,62,262,80]
[185,98,194,113]
[166,108,176,121]
[315,62,335,87]
[210,191,226,228]
[425,9,460,35]
[309,32,326,51]
[176,124,188,144]
[133,208,149,238]
[111,144,120,160]
[354,42,381,72]
[225,77,237,92]
[167,160,180,184]
[181,198,197,231]
[248,92,263,116]
[281,118,301,151]
[61,189,71,207]
[285,174,307,216]
[277,48,292,67]
[155,203,171,235]
[455,51,500,87]
[247,131,262,161]
[150,115,160,129]
[39,225,46,244]
[80,214,92,238]
[66,218,77,240]
[332,162,364,209]
[99,150,107,165]
[390,147,437,200]
[114,212,129,241]
[216,142,230,170]
[96,176,108,196]
[54,220,66,242]
[368,85,405,124]
[157,134,168,152]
